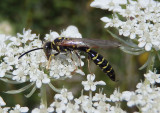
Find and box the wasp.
[19,37,120,81]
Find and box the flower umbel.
[0,26,85,97]
[91,0,160,52]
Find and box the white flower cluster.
[91,0,160,51]
[1,70,160,112]
[31,88,125,113]
[108,70,160,112]
[29,74,119,113]
[0,26,84,89]
[2,74,123,113]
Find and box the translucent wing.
[59,38,120,48]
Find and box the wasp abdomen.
[79,47,115,81]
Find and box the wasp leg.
[87,56,93,75]
[74,50,82,70]
[68,52,79,75]
[47,52,59,69]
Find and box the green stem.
[40,84,47,108]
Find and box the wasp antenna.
[18,48,43,59]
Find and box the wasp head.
[43,41,53,60]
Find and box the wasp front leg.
[47,52,59,69]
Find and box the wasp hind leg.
[68,52,77,75]
[68,51,82,75]
[47,52,59,69]
[87,56,93,75]
[74,50,82,70]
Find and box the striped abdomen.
[79,47,115,81]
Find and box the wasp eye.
[43,42,52,49]
[43,41,52,60]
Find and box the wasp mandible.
[19,37,120,81]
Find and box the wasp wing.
[59,38,120,48]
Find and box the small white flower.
[121,91,134,101]
[136,82,152,94]
[119,23,131,37]
[17,29,37,43]
[109,88,122,102]
[92,92,108,101]
[61,25,82,38]
[44,31,60,41]
[110,106,127,113]
[90,0,127,11]
[31,39,43,48]
[65,102,80,113]
[30,70,50,88]
[127,94,143,107]
[0,34,8,44]
[81,100,95,113]
[93,101,111,112]
[0,62,13,77]
[144,70,160,84]
[138,34,153,51]
[0,107,10,113]
[12,67,27,82]
[47,107,54,113]
[0,43,8,56]
[54,88,74,104]
[101,17,123,28]
[10,104,29,113]
[82,74,106,91]
[3,55,19,66]
[31,108,41,113]
[50,101,66,112]
[74,94,89,105]
[32,104,53,113]
[10,36,22,46]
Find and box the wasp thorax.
[43,41,52,60]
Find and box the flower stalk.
[40,84,47,108]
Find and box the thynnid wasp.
[19,37,120,81]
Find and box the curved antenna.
[18,48,43,59]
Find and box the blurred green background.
[0,0,146,112]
